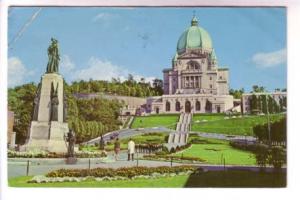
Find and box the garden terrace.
[131,114,179,129]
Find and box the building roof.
[177,16,213,53]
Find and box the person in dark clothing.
[114,138,121,161]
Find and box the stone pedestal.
[21,73,69,153]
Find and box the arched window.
[185,101,191,113]
[166,101,170,112]
[187,61,201,70]
[195,101,201,111]
[205,100,212,113]
[175,101,181,112]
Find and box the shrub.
[170,147,176,153]
[269,146,286,170]
[46,166,197,178]
[143,154,206,162]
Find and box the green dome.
[177,17,213,53]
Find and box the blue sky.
[8,7,286,92]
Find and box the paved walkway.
[8,151,284,178]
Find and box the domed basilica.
[147,16,234,114]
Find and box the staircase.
[167,113,192,149]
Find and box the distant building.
[241,92,287,114]
[146,16,233,114]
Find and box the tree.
[8,83,37,144]
[252,85,266,93]
[229,88,244,99]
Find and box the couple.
[113,138,135,161]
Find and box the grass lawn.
[175,144,256,165]
[193,113,226,122]
[9,175,188,188]
[175,136,256,165]
[131,114,179,129]
[192,113,285,135]
[9,171,286,187]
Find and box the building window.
[210,77,212,80]
[166,101,170,112]
[195,101,201,111]
[175,101,181,111]
[187,61,201,70]
[210,84,213,89]
[219,76,222,80]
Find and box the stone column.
[178,72,181,89]
[169,74,172,94]
[199,76,202,90]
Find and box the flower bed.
[8,150,107,158]
[46,166,197,179]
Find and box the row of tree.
[229,85,286,99]
[253,117,286,144]
[253,117,286,170]
[249,94,286,114]
[68,75,163,97]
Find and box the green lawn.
[174,135,256,165]
[9,175,188,188]
[175,144,256,165]
[193,114,226,122]
[9,171,286,187]
[131,114,179,129]
[192,114,285,135]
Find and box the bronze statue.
[66,129,76,158]
[46,38,60,73]
[32,83,41,121]
[50,82,59,121]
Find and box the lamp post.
[265,94,272,148]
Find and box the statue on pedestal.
[65,129,77,164]
[46,38,60,73]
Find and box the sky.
[8,7,287,92]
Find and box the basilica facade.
[147,16,234,114]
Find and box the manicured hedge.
[143,154,205,162]
[46,166,197,178]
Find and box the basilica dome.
[177,16,213,53]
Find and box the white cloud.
[60,54,75,74]
[92,13,117,22]
[74,57,128,81]
[252,48,287,68]
[71,57,156,84]
[8,57,34,87]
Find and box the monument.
[21,38,69,153]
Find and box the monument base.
[21,121,68,153]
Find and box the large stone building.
[147,16,233,114]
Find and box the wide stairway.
[167,113,192,148]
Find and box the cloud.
[92,13,118,22]
[8,57,34,87]
[73,57,129,81]
[60,54,75,74]
[252,48,287,68]
[70,57,156,84]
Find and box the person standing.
[127,138,135,161]
[114,138,121,161]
